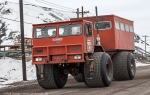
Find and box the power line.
[23,1,76,13]
[6,1,18,4]
[36,0,74,12]
[7,1,76,22]
[7,1,76,13]
[89,12,95,16]
[0,16,32,24]
[0,1,73,25]
[8,0,78,12]
[36,0,76,11]
[11,10,39,19]
[5,1,54,22]
[7,1,45,13]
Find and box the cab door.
[85,23,94,53]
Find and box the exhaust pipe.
[95,6,101,45]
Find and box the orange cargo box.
[71,15,135,52]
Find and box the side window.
[125,24,129,32]
[120,23,125,31]
[129,26,134,32]
[85,24,92,36]
[94,21,111,30]
[115,21,120,30]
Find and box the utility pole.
[142,35,149,57]
[76,6,89,18]
[82,6,83,17]
[77,8,79,19]
[19,0,27,81]
[0,31,1,46]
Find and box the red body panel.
[32,15,135,65]
[71,15,135,52]
[32,20,93,64]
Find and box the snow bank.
[0,57,150,88]
[136,62,150,67]
[0,57,36,87]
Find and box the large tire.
[74,73,84,82]
[83,52,113,87]
[112,52,136,80]
[36,64,68,89]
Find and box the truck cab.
[32,20,94,65]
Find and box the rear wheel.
[112,52,136,80]
[83,52,113,87]
[36,64,68,89]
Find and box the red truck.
[32,14,136,89]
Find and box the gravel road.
[1,66,150,95]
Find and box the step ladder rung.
[89,59,94,61]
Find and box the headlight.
[35,57,42,62]
[74,55,82,60]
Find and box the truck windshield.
[59,24,82,36]
[34,26,56,38]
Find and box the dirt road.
[1,66,150,95]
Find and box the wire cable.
[8,0,79,12]
[35,0,76,11]
[89,12,95,16]
[10,10,39,19]
[7,1,76,13]
[0,16,33,24]
[23,1,76,13]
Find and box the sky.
[1,0,150,46]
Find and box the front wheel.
[36,64,68,89]
[83,52,113,87]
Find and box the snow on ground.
[136,62,150,67]
[0,57,150,88]
[0,57,36,88]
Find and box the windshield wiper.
[64,23,72,27]
[41,26,46,31]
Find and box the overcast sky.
[1,0,150,43]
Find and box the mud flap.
[85,54,94,79]
[35,64,44,80]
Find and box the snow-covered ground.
[136,62,150,67]
[0,57,150,88]
[0,57,36,88]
